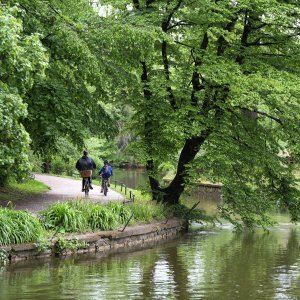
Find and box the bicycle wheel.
[104,181,108,196]
[84,179,89,197]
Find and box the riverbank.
[1,218,186,263]
[1,175,190,265]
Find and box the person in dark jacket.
[76,151,96,192]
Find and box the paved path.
[2,174,124,213]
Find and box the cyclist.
[98,160,113,193]
[76,151,96,192]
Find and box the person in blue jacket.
[98,160,113,193]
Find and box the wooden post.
[121,213,134,232]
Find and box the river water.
[112,168,149,189]
[113,168,220,214]
[0,223,299,299]
[0,169,299,299]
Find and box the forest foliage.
[1,0,300,227]
[92,0,300,227]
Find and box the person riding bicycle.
[98,160,113,193]
[76,151,96,192]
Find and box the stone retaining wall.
[0,218,186,262]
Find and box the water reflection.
[1,225,299,300]
[113,168,148,189]
[113,169,221,215]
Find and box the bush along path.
[0,174,125,213]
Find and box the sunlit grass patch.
[41,200,127,233]
[11,180,50,193]
[110,183,151,202]
[88,205,118,231]
[106,202,131,224]
[110,183,214,224]
[0,180,50,202]
[129,201,168,223]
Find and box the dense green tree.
[0,5,48,184]
[99,0,300,227]
[1,0,299,227]
[9,0,118,166]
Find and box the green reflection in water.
[0,225,299,300]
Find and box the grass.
[87,204,118,231]
[40,196,172,234]
[41,201,88,233]
[110,181,151,201]
[0,208,43,245]
[110,182,171,221]
[0,179,50,202]
[41,200,128,233]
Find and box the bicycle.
[103,178,109,196]
[80,170,92,197]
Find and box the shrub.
[129,201,167,223]
[41,202,88,233]
[29,151,43,173]
[88,205,118,231]
[65,163,76,177]
[41,200,121,232]
[106,202,131,224]
[51,157,65,175]
[0,208,43,245]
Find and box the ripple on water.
[1,225,300,300]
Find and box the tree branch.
[216,16,238,56]
[190,33,208,106]
[132,0,140,9]
[168,20,195,30]
[255,110,283,124]
[162,0,183,32]
[160,0,183,110]
[234,106,283,125]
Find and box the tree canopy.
[17,0,118,154]
[0,5,48,184]
[97,0,300,227]
[1,0,300,228]
[1,0,119,179]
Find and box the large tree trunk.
[159,133,209,204]
[42,161,51,173]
